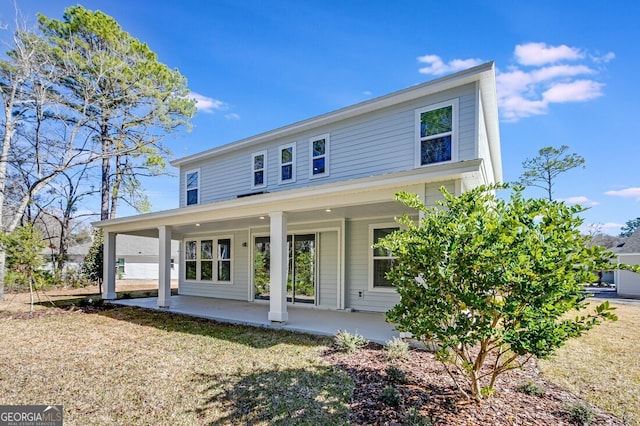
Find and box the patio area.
[112,295,400,344]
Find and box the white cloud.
[190,92,228,114]
[542,80,604,103]
[497,43,611,122]
[591,51,616,64]
[559,196,599,207]
[225,113,240,120]
[417,54,484,75]
[514,42,584,66]
[604,187,640,200]
[416,43,612,122]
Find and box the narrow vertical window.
[279,143,296,184]
[370,226,399,289]
[200,240,213,281]
[217,238,232,281]
[309,134,329,178]
[116,258,125,275]
[185,241,197,280]
[252,151,267,189]
[185,170,200,205]
[416,100,457,167]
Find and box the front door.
[253,234,316,304]
[288,234,315,304]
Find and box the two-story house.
[95,62,501,323]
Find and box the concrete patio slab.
[112,295,400,344]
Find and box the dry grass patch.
[540,301,640,425]
[0,306,352,425]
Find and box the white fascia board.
[94,159,483,234]
[477,64,502,183]
[171,63,496,168]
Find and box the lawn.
[539,301,640,425]
[1,294,639,425]
[0,305,352,425]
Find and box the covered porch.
[112,294,399,344]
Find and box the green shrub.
[379,184,631,400]
[405,407,433,426]
[517,380,544,396]
[385,365,407,384]
[333,330,368,354]
[566,402,594,425]
[379,386,401,406]
[385,336,410,360]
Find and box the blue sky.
[1,0,639,234]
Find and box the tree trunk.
[100,150,111,220]
[0,250,5,301]
[109,154,123,220]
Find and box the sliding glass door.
[253,234,316,304]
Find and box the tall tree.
[0,26,87,300]
[518,145,585,200]
[620,217,640,238]
[37,6,197,220]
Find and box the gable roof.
[616,227,640,253]
[171,62,501,183]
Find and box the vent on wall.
[237,191,268,198]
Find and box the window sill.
[184,280,234,285]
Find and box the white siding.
[345,219,400,312]
[179,230,250,300]
[179,83,479,207]
[119,256,179,280]
[318,231,338,308]
[617,254,640,298]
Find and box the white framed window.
[251,151,267,189]
[116,258,125,275]
[278,142,296,184]
[309,133,329,178]
[415,99,458,167]
[185,169,200,206]
[368,224,400,291]
[184,236,233,283]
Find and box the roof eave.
[171,62,497,168]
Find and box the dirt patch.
[323,343,624,425]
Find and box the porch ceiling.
[109,200,415,239]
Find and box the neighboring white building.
[43,235,179,280]
[94,63,502,320]
[614,228,640,298]
[114,235,180,280]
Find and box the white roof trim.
[171,62,499,182]
[94,159,483,233]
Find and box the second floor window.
[279,143,296,184]
[252,151,267,189]
[416,99,457,166]
[309,134,329,178]
[185,169,199,205]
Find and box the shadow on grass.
[190,365,353,425]
[93,305,329,349]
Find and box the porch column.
[268,211,288,323]
[158,225,172,308]
[102,231,117,300]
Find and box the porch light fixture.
[325,209,332,212]
[195,223,201,227]
[259,216,265,220]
